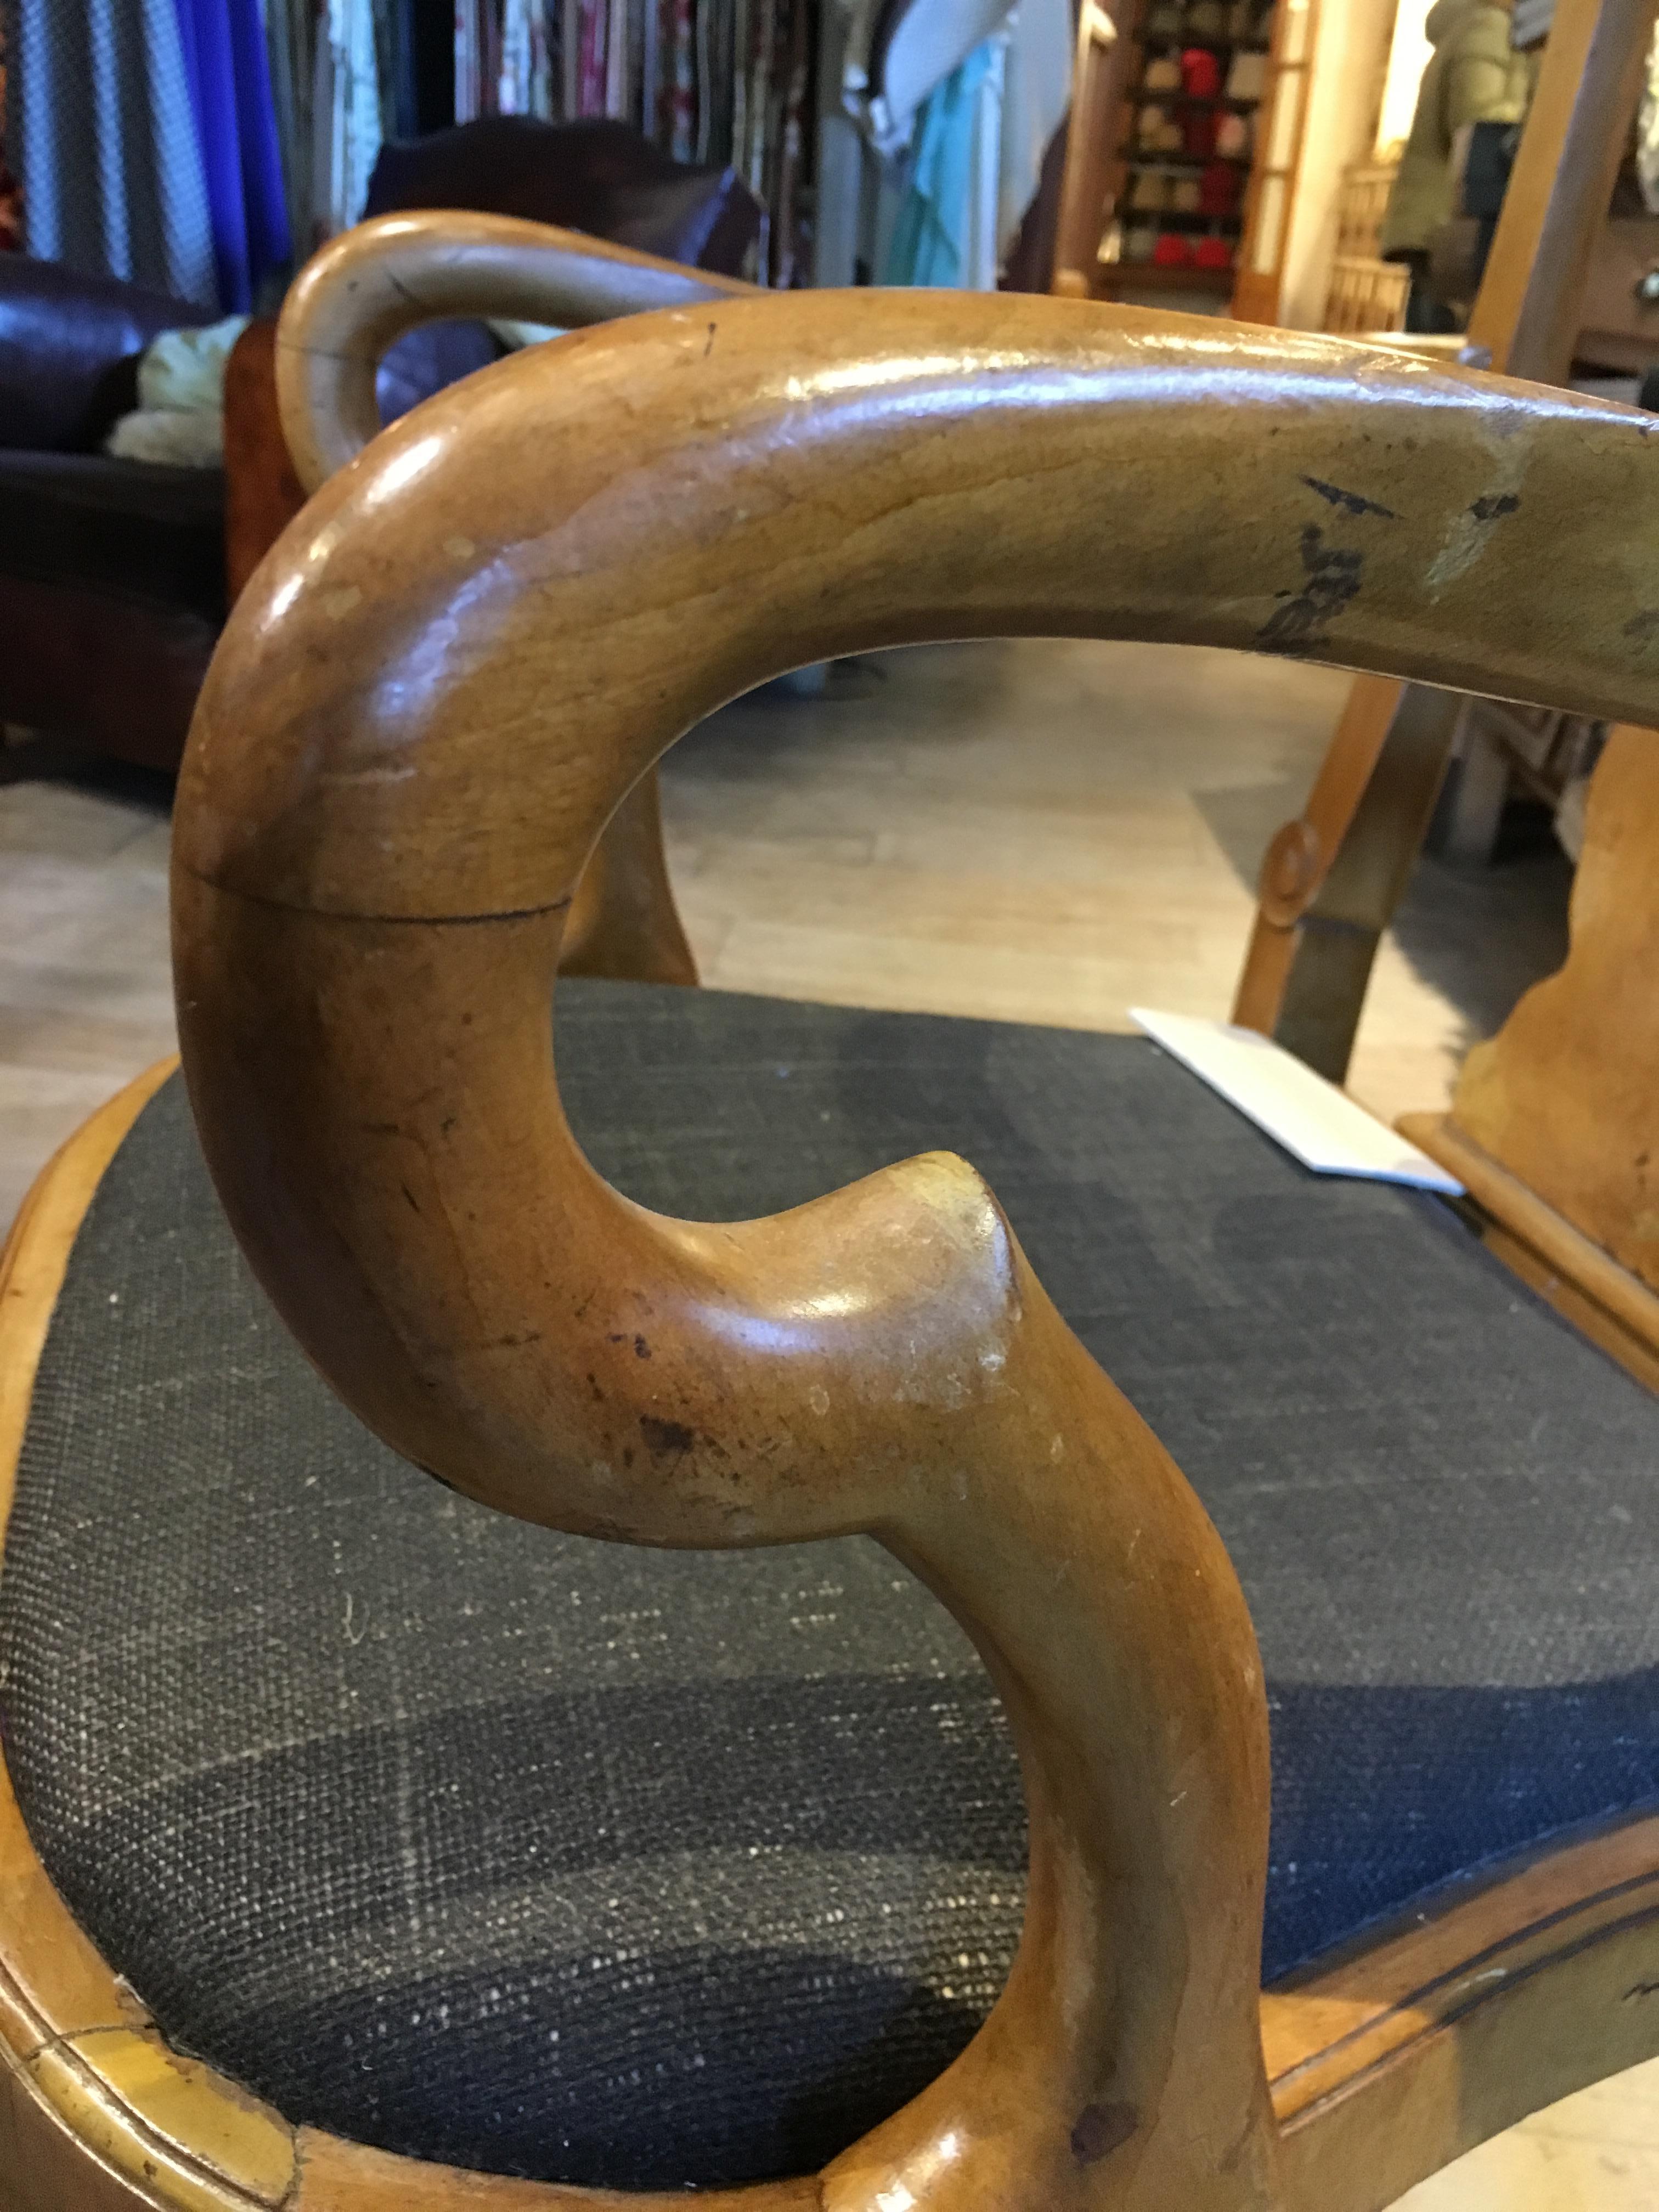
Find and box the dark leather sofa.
[0,257,224,771]
[0,119,761,775]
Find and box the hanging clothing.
[996,0,1070,257]
[454,0,484,123]
[371,0,420,139]
[313,0,384,243]
[0,12,20,250]
[578,0,610,116]
[173,0,292,310]
[0,0,216,305]
[1380,0,1534,259]
[883,35,1005,290]
[263,0,314,280]
[498,0,555,117]
[666,0,696,157]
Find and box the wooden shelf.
[1097,261,1237,292]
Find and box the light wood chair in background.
[1231,0,1658,1078]
[2,293,1657,2211]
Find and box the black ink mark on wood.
[1256,525,1364,655]
[640,1415,697,1456]
[1070,2102,1138,2165]
[1469,492,1520,522]
[1301,475,1398,520]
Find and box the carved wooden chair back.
[280,204,1659,1398]
[159,289,1659,2210]
[270,210,758,988]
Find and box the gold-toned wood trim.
[275,210,757,497]
[0,1075,1657,2205]
[1400,1110,1659,1384]
[0,1060,180,2056]
[1270,1810,1659,2211]
[271,209,724,994]
[0,1058,300,2211]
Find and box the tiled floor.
[2,639,1652,2205]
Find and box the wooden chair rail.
[273,209,766,989]
[162,292,1659,2210]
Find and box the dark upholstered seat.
[3,981,1656,2190]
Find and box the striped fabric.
[0,0,216,304]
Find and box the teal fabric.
[882,41,999,288]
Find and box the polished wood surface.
[291,2134,826,2207]
[1231,0,1657,1071]
[275,208,754,495]
[1272,1813,1659,2212]
[160,295,1659,2208]
[1414,724,1659,1301]
[183,297,1659,917]
[273,209,754,988]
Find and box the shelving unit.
[1054,0,1395,324]
[1090,3,1277,297]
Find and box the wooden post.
[1049,1,1133,298]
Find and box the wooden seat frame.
[3,278,1659,2211]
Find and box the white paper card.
[1129,1009,1465,1194]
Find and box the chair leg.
[1232,681,1460,1083]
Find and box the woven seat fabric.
[2,980,1657,2190]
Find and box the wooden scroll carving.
[274,211,761,990]
[5,1082,1659,2208]
[275,209,755,495]
[170,293,1659,2210]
